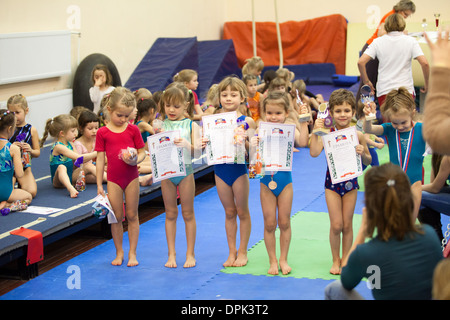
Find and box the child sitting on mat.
[7,94,40,198]
[0,109,32,213]
[73,110,106,185]
[40,114,97,198]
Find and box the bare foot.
[329,261,341,275]
[69,186,79,198]
[0,201,6,210]
[280,260,292,275]
[233,252,248,267]
[223,252,237,267]
[183,255,196,268]
[127,252,139,267]
[111,251,124,266]
[165,254,177,268]
[268,261,279,275]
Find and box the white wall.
[1,0,449,103]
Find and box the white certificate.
[322,126,363,184]
[148,130,186,183]
[258,122,295,172]
[202,111,245,165]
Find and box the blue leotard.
[214,115,249,187]
[0,139,14,201]
[260,171,292,197]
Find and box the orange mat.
[223,14,347,74]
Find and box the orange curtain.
[223,14,347,74]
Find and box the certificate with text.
[322,126,363,184]
[258,122,295,172]
[148,130,186,183]
[202,111,244,165]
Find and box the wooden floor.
[0,174,215,297]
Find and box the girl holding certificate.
[214,76,256,268]
[251,91,308,275]
[310,89,372,275]
[160,84,201,269]
[363,87,426,221]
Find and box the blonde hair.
[105,87,136,112]
[7,94,28,111]
[242,56,264,75]
[205,84,219,108]
[173,69,198,84]
[393,0,416,13]
[276,68,295,83]
[262,91,290,113]
[160,82,195,119]
[384,13,406,33]
[381,87,415,119]
[216,76,248,113]
[134,88,152,101]
[268,77,287,92]
[40,114,78,147]
[292,79,306,95]
[433,259,450,300]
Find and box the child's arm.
[54,143,97,163]
[356,131,372,166]
[28,126,41,158]
[138,121,155,135]
[10,144,25,179]
[364,133,384,149]
[295,104,310,148]
[422,155,450,193]
[309,119,324,157]
[363,102,384,136]
[96,151,106,196]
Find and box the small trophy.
[434,13,440,30]
[360,85,376,121]
[296,89,311,123]
[313,103,332,136]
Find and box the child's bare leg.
[179,175,196,268]
[341,190,357,264]
[411,181,422,222]
[107,182,125,266]
[261,184,278,275]
[16,168,37,198]
[54,165,78,198]
[278,185,293,275]
[325,189,343,275]
[232,175,251,267]
[215,175,238,267]
[124,178,140,267]
[161,180,178,268]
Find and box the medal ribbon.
[395,126,414,172]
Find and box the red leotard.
[95,124,145,190]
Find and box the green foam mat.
[221,211,362,280]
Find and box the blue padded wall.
[197,39,241,99]
[125,37,199,93]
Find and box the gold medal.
[268,180,277,190]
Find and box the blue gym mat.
[0,148,374,300]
